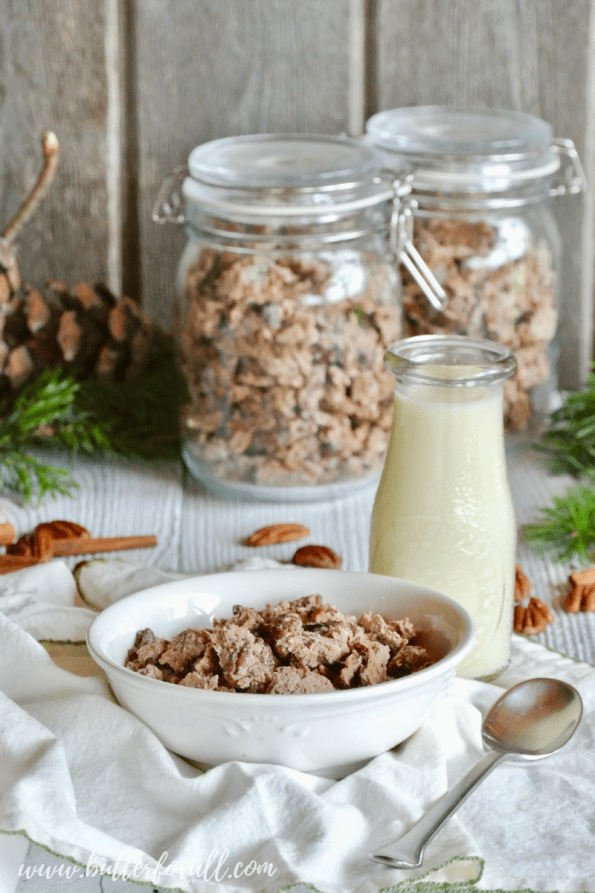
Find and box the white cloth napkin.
[0,560,95,642]
[2,559,595,892]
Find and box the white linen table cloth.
[2,438,594,893]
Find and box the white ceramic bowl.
[87,569,475,777]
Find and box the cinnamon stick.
[52,535,157,556]
[0,554,39,574]
[0,528,157,573]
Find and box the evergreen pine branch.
[0,369,113,503]
[7,369,113,453]
[76,340,188,461]
[524,365,595,563]
[0,451,76,504]
[0,339,188,502]
[537,364,595,476]
[1,369,82,438]
[524,478,595,564]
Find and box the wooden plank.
[375,0,595,389]
[0,0,120,296]
[348,0,366,135]
[134,0,352,330]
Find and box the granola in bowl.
[125,594,433,693]
[87,567,475,774]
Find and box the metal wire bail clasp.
[152,165,189,224]
[550,138,586,197]
[390,181,447,312]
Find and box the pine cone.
[1,277,162,391]
[0,275,164,397]
[0,132,164,398]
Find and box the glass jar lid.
[183,134,396,218]
[188,133,384,187]
[152,132,447,311]
[366,106,561,194]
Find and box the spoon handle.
[370,749,506,869]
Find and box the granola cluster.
[178,248,401,487]
[125,594,432,693]
[402,217,557,430]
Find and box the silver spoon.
[370,677,583,870]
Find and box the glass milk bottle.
[369,335,517,680]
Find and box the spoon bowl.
[370,677,582,870]
[482,677,582,758]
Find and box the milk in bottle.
[369,335,517,680]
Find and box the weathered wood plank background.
[0,0,593,386]
[135,0,353,328]
[0,0,118,288]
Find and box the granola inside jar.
[154,134,416,500]
[366,107,584,431]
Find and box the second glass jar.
[366,106,584,432]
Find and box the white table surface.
[8,435,594,892]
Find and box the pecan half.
[0,522,15,545]
[291,544,342,569]
[564,583,595,613]
[563,567,595,613]
[568,567,595,589]
[514,597,554,635]
[8,520,90,558]
[245,523,310,547]
[9,527,54,561]
[514,564,531,602]
[35,520,90,541]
